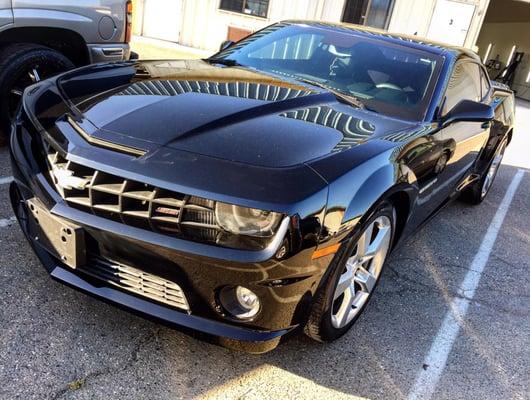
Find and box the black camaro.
[9,21,515,352]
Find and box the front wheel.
[305,202,395,342]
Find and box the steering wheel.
[376,82,403,91]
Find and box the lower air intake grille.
[43,142,220,245]
[80,256,190,311]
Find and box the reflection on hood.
[116,79,313,102]
[279,106,376,152]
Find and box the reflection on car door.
[406,59,490,231]
[438,60,490,197]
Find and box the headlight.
[215,202,282,237]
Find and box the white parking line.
[407,169,525,400]
[0,216,17,228]
[0,176,13,185]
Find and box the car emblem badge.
[53,168,90,190]
[155,207,180,217]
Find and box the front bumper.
[9,115,331,352]
[9,199,288,353]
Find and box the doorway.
[341,0,395,30]
[475,0,530,99]
[426,0,476,47]
[141,0,182,43]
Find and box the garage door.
[142,0,182,42]
[427,0,476,46]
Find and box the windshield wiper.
[292,77,369,110]
[206,58,243,67]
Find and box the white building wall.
[388,0,490,48]
[388,0,437,37]
[135,0,491,52]
[320,0,346,21]
[178,0,330,51]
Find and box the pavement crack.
[491,254,529,271]
[386,263,439,293]
[387,264,528,317]
[49,328,161,399]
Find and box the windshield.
[213,23,443,120]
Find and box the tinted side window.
[503,95,515,124]
[443,62,481,115]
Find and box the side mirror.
[441,100,494,127]
[219,40,235,52]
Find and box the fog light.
[219,286,260,319]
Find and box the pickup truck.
[0,0,135,144]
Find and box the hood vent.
[68,116,147,157]
[116,79,313,101]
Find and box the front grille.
[43,142,220,244]
[79,255,190,311]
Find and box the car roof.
[281,20,481,62]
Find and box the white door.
[142,0,182,42]
[427,0,475,46]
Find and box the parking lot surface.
[0,102,528,400]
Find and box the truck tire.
[0,43,74,145]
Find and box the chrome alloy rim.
[481,143,505,198]
[331,216,392,329]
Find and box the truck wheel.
[0,44,74,145]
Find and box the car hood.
[55,60,415,168]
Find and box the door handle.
[482,121,492,129]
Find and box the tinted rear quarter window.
[479,67,491,99]
[443,61,482,115]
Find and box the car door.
[437,59,490,197]
[0,0,13,29]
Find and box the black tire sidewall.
[316,201,396,342]
[479,140,506,201]
[0,45,74,137]
[462,139,507,205]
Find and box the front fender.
[319,149,418,244]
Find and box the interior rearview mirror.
[219,40,235,52]
[441,100,494,127]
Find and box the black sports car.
[9,21,515,353]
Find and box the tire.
[305,202,396,342]
[460,140,507,205]
[0,43,75,143]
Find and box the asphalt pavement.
[0,101,528,400]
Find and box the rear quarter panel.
[482,82,515,164]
